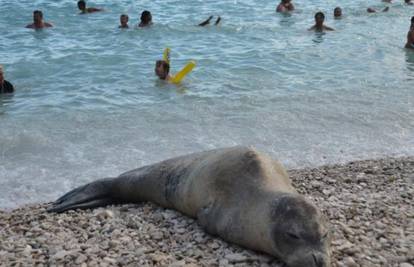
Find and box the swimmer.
[26,10,53,29]
[308,12,334,32]
[334,7,342,18]
[382,0,392,2]
[198,15,221,26]
[0,65,14,94]
[155,60,171,81]
[405,17,414,49]
[367,6,389,13]
[276,0,295,12]
[77,0,103,14]
[405,0,414,5]
[119,14,129,28]
[139,10,153,27]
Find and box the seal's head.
[270,194,331,267]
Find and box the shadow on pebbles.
[0,157,413,267]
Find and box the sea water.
[0,0,413,208]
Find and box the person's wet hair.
[315,11,325,20]
[33,10,43,18]
[411,16,414,24]
[334,7,342,16]
[141,10,152,23]
[156,60,170,75]
[78,0,86,10]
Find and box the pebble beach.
[1,156,413,267]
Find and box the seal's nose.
[312,252,325,267]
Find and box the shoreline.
[1,156,413,267]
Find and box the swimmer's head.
[282,0,291,3]
[155,60,170,80]
[78,0,86,11]
[120,14,129,27]
[33,10,43,23]
[334,7,342,18]
[315,11,325,25]
[141,10,152,25]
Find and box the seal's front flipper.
[197,202,225,236]
[47,178,117,213]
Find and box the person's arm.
[45,22,53,27]
[26,24,34,28]
[87,7,103,13]
[308,25,315,31]
[199,16,213,26]
[324,25,335,31]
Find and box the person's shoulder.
[4,80,14,92]
[276,4,285,12]
[5,80,13,86]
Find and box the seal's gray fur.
[49,146,331,267]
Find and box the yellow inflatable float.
[163,48,196,84]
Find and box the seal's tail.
[47,178,120,213]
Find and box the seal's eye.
[286,232,300,240]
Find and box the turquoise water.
[1,0,414,208]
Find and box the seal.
[48,146,331,267]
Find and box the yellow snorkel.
[162,48,196,84]
[170,61,196,84]
[163,48,171,64]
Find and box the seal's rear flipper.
[47,178,117,213]
[47,198,117,213]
